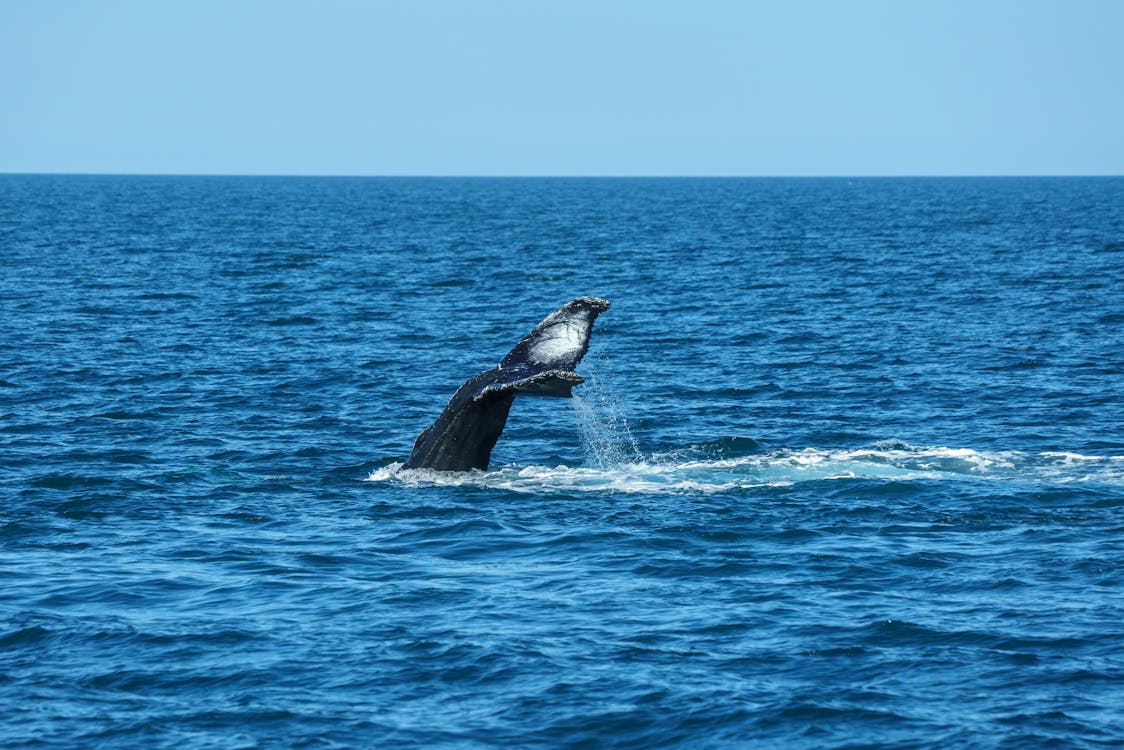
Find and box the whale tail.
[485,295,610,399]
[499,296,610,375]
[401,296,610,471]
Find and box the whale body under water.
[402,296,611,472]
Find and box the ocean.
[2,175,1122,748]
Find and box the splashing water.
[570,358,642,469]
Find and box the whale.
[402,296,611,472]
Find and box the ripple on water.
[2,175,1123,748]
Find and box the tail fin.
[499,296,610,373]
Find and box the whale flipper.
[401,297,610,472]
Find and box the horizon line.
[2,171,1123,179]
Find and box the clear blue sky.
[2,0,1122,175]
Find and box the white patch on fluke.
[528,318,585,365]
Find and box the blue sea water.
[2,174,1123,748]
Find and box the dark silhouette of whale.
[402,296,611,472]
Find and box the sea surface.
[2,175,1123,748]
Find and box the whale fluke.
[402,296,610,472]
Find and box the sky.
[2,0,1122,176]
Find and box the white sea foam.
[368,460,789,494]
[1040,451,1104,463]
[366,442,1124,495]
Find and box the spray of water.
[571,358,642,469]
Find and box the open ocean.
[2,175,1123,748]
